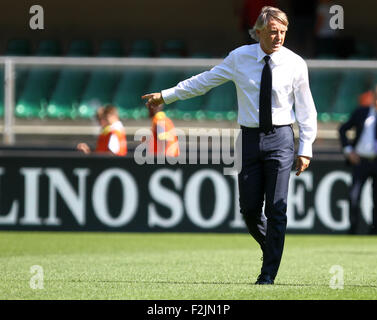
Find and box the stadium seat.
[129,39,155,57]
[46,40,93,119]
[112,70,152,119]
[47,69,89,119]
[331,70,369,122]
[5,39,31,56]
[66,40,93,57]
[76,41,122,119]
[174,71,207,121]
[354,41,375,59]
[204,81,238,121]
[161,39,186,57]
[15,40,63,118]
[97,40,124,57]
[36,39,61,56]
[309,70,342,122]
[77,70,121,119]
[145,70,184,119]
[0,40,34,117]
[16,68,58,118]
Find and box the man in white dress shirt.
[142,6,317,284]
[339,84,377,235]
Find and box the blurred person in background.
[339,84,377,235]
[144,103,180,157]
[77,105,128,156]
[358,89,374,107]
[142,6,317,285]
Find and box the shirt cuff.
[343,145,353,155]
[297,142,313,158]
[161,88,179,105]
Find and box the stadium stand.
[331,70,369,122]
[204,81,238,121]
[5,39,32,56]
[76,40,123,119]
[0,39,32,117]
[113,70,152,120]
[161,39,186,57]
[1,37,376,123]
[112,39,156,120]
[129,39,155,57]
[15,40,61,118]
[174,72,207,121]
[46,40,92,119]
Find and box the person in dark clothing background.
[339,84,377,235]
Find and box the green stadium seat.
[309,69,342,122]
[161,40,186,57]
[45,41,93,119]
[15,39,63,118]
[354,41,375,59]
[174,71,207,121]
[129,40,155,57]
[16,68,58,118]
[331,70,369,122]
[77,71,120,119]
[67,40,93,57]
[5,39,31,56]
[98,40,123,57]
[112,70,152,119]
[76,41,122,118]
[173,55,211,120]
[47,69,88,119]
[146,70,184,119]
[1,40,33,117]
[204,81,237,121]
[36,40,61,56]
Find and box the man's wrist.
[161,88,178,105]
[160,92,165,104]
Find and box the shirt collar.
[256,43,284,65]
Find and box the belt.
[240,124,292,132]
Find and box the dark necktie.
[259,55,272,134]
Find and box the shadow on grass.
[65,279,377,288]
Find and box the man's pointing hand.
[142,92,164,109]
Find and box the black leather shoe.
[255,274,274,285]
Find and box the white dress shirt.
[354,107,377,158]
[161,43,317,157]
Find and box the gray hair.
[249,6,289,41]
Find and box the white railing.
[2,57,377,145]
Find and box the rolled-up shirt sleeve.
[162,52,235,105]
[293,59,317,158]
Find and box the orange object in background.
[149,111,180,157]
[359,90,373,107]
[96,123,128,156]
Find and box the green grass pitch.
[0,231,376,300]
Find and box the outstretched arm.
[142,51,235,108]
